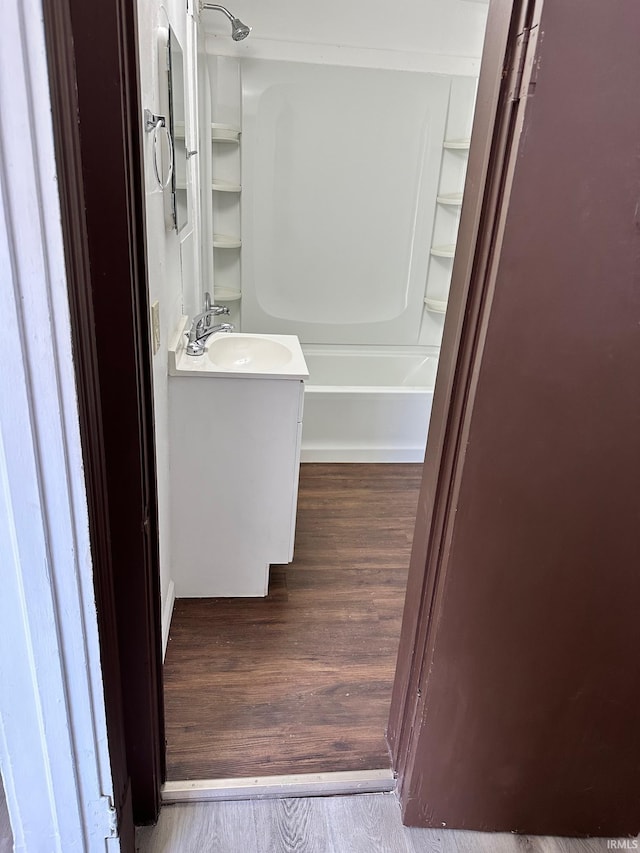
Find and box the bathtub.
[300,346,439,463]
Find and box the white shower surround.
[237,60,456,461]
[240,59,449,347]
[205,26,483,463]
[301,346,438,463]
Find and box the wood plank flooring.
[164,463,422,780]
[0,776,12,853]
[137,793,625,853]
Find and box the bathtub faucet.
[186,306,234,356]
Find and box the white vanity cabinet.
[168,329,307,597]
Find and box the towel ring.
[144,108,173,190]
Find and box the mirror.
[167,27,188,232]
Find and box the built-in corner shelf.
[443,138,471,150]
[437,192,463,207]
[211,123,240,143]
[175,121,241,143]
[212,179,241,193]
[430,244,456,259]
[213,234,242,249]
[424,297,448,314]
[214,287,242,302]
[208,102,242,304]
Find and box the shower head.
[231,17,251,41]
[201,3,251,41]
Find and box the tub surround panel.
[204,35,483,78]
[241,60,449,346]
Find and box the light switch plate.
[151,301,160,355]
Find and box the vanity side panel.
[286,381,305,561]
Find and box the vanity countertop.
[168,317,309,381]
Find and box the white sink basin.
[168,321,309,380]
[208,335,292,371]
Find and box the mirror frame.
[166,26,188,233]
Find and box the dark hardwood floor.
[164,463,423,780]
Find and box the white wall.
[1,1,120,848]
[137,0,194,640]
[202,0,488,61]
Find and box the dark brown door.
[67,0,166,825]
[390,0,640,836]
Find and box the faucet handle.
[211,305,230,315]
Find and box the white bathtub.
[300,346,439,463]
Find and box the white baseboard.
[161,579,176,662]
[162,769,395,803]
[301,446,425,463]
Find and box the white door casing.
[0,1,119,850]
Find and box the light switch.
[151,301,160,355]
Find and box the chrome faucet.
[186,296,234,356]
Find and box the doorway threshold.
[162,769,395,803]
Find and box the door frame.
[388,0,536,804]
[42,0,164,830]
[38,0,523,829]
[0,2,135,851]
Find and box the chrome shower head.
[231,17,251,41]
[201,3,251,40]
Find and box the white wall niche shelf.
[436,192,463,206]
[213,234,242,248]
[214,287,242,302]
[443,138,471,150]
[211,122,240,142]
[430,244,456,259]
[424,297,448,314]
[212,179,241,192]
